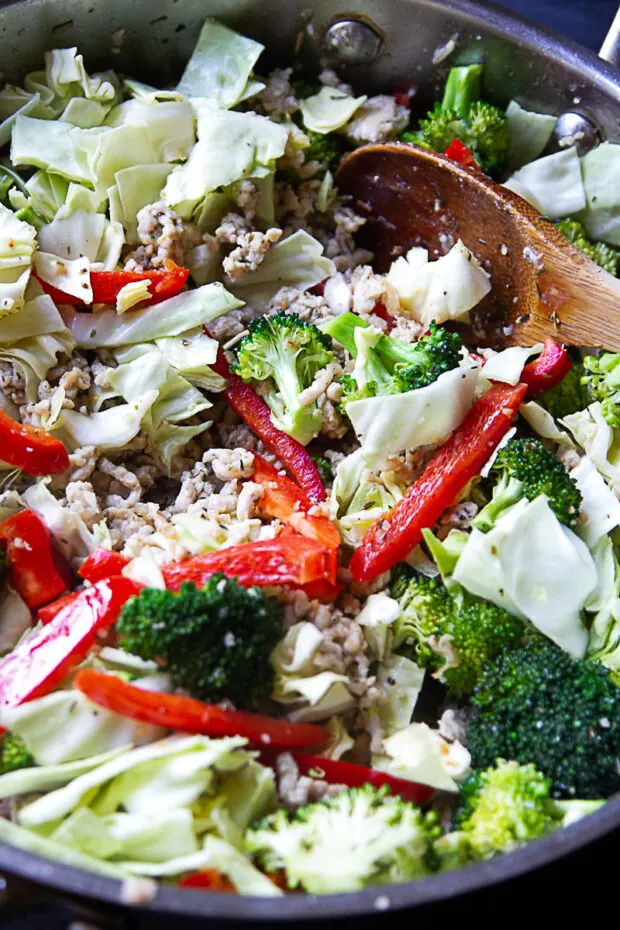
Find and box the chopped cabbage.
[104,99,195,163]
[387,240,491,326]
[452,496,596,658]
[576,142,620,246]
[377,656,425,735]
[176,19,264,108]
[505,100,556,170]
[571,456,620,548]
[503,146,586,218]
[374,723,471,792]
[34,251,93,303]
[563,402,620,494]
[0,203,37,316]
[23,479,110,563]
[300,86,367,134]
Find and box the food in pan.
[0,17,619,897]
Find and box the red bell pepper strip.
[208,342,326,504]
[162,536,337,591]
[37,590,80,625]
[297,579,342,603]
[371,301,396,331]
[520,338,572,399]
[37,261,189,308]
[252,455,340,551]
[0,577,140,711]
[75,669,330,749]
[260,750,432,805]
[0,510,70,609]
[392,91,411,108]
[0,408,69,476]
[78,548,130,584]
[349,381,528,580]
[178,870,237,892]
[444,138,478,169]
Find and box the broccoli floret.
[291,75,322,100]
[117,577,283,707]
[245,784,439,894]
[304,129,349,174]
[233,312,337,445]
[0,733,34,775]
[322,313,462,408]
[473,437,582,531]
[390,567,525,697]
[402,65,507,175]
[311,455,333,484]
[469,640,620,799]
[557,218,619,277]
[537,348,590,420]
[582,353,620,428]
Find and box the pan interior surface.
[0,0,619,918]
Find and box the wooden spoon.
[335,142,620,350]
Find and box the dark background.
[1,0,619,927]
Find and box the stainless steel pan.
[0,0,620,920]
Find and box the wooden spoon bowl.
[336,143,620,350]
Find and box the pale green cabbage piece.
[176,19,264,109]
[452,496,596,658]
[61,97,110,129]
[356,592,400,661]
[18,736,249,828]
[519,400,575,447]
[61,282,243,347]
[571,455,620,548]
[41,47,119,109]
[300,86,367,134]
[478,344,542,387]
[576,142,620,246]
[585,536,620,658]
[34,251,93,303]
[123,79,185,103]
[0,747,131,802]
[23,479,110,564]
[54,391,157,452]
[104,99,195,163]
[387,241,491,325]
[374,723,470,792]
[562,402,620,494]
[0,90,46,146]
[377,656,425,735]
[505,100,556,170]
[163,104,287,218]
[503,146,586,218]
[0,203,37,316]
[37,210,123,270]
[346,362,479,472]
[0,587,31,656]
[11,116,102,186]
[109,164,173,243]
[229,230,336,312]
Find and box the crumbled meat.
[124,201,184,271]
[206,307,252,344]
[64,481,104,529]
[223,228,282,281]
[345,265,401,318]
[0,362,27,407]
[344,95,410,145]
[298,361,343,408]
[258,68,299,119]
[382,444,439,488]
[319,68,353,95]
[438,706,472,745]
[202,448,255,482]
[99,458,142,508]
[436,500,479,539]
[22,365,91,425]
[268,286,332,327]
[236,480,264,521]
[215,212,251,246]
[275,752,346,811]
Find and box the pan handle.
[599,5,620,67]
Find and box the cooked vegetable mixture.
[0,17,620,899]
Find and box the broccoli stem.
[440,64,483,117]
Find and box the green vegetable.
[0,733,35,775]
[390,566,525,696]
[117,577,283,706]
[473,437,582,530]
[246,784,439,894]
[311,455,333,483]
[322,313,462,408]
[556,217,619,276]
[303,129,348,174]
[468,640,620,798]
[537,349,590,420]
[582,353,620,428]
[290,75,322,100]
[402,65,507,175]
[233,311,337,445]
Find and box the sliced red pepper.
[349,381,527,580]
[392,91,411,108]
[162,536,337,591]
[0,408,69,476]
[208,342,326,504]
[371,301,396,331]
[78,548,130,584]
[0,577,140,711]
[260,750,433,805]
[444,138,479,169]
[75,669,330,749]
[520,338,572,399]
[37,590,80,625]
[298,579,342,603]
[0,510,70,609]
[309,279,328,297]
[253,455,340,551]
[37,261,189,308]
[178,869,237,892]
